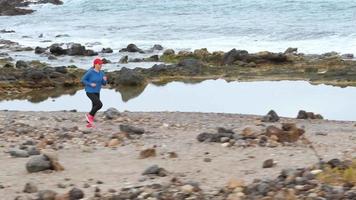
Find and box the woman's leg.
[86,92,103,116]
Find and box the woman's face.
[94,64,102,70]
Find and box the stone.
[119,55,128,64]
[265,124,304,143]
[50,44,67,55]
[310,169,323,175]
[35,46,47,54]
[142,165,167,177]
[119,44,144,53]
[297,110,323,119]
[26,155,51,173]
[241,127,259,139]
[37,190,57,200]
[103,107,120,120]
[139,148,156,159]
[223,49,250,65]
[151,44,164,51]
[227,179,245,189]
[68,188,84,200]
[181,185,194,194]
[114,67,146,86]
[108,139,120,147]
[284,47,298,54]
[23,182,38,193]
[120,124,145,135]
[16,60,29,69]
[42,149,65,171]
[101,48,113,53]
[67,43,85,56]
[261,110,280,122]
[9,148,29,158]
[197,132,218,142]
[163,49,175,56]
[263,159,274,168]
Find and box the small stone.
[204,158,212,162]
[227,179,245,189]
[9,149,29,158]
[120,124,145,135]
[57,183,66,189]
[108,139,120,148]
[69,188,84,200]
[37,190,57,200]
[181,185,194,194]
[263,159,275,168]
[139,148,156,159]
[310,169,323,175]
[168,152,178,158]
[23,182,38,193]
[220,137,230,143]
[26,155,51,173]
[221,142,231,147]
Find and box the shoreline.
[1,110,355,199]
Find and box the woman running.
[81,58,107,127]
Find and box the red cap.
[93,58,103,65]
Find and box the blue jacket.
[81,68,107,93]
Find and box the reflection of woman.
[81,58,107,127]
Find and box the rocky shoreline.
[1,40,356,101]
[0,0,63,16]
[0,110,355,199]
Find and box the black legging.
[86,92,103,116]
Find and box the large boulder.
[177,58,205,75]
[114,67,145,86]
[119,44,144,53]
[101,48,113,53]
[49,44,67,55]
[223,49,249,65]
[265,123,305,143]
[67,43,86,56]
[35,46,47,54]
[261,110,280,122]
[0,1,34,16]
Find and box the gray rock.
[114,67,145,86]
[151,44,163,51]
[26,155,51,173]
[163,49,175,56]
[35,46,47,54]
[16,60,29,69]
[9,149,29,158]
[119,44,144,53]
[104,107,120,120]
[261,110,280,122]
[23,182,38,193]
[101,48,113,53]
[69,187,85,199]
[142,165,167,177]
[37,190,57,200]
[120,124,145,135]
[262,159,274,168]
[119,55,128,64]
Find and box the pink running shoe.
[85,113,94,124]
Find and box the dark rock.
[120,124,145,135]
[265,123,305,143]
[48,55,57,60]
[177,58,205,75]
[23,70,47,81]
[26,155,51,173]
[223,49,250,65]
[101,58,111,64]
[55,34,69,38]
[69,188,85,200]
[217,127,235,134]
[263,159,274,168]
[37,190,57,200]
[284,47,298,54]
[327,158,346,169]
[49,44,67,55]
[3,63,14,68]
[258,52,287,63]
[84,49,98,56]
[114,67,145,86]
[9,148,29,158]
[0,29,15,33]
[101,48,113,53]
[0,1,34,16]
[163,49,175,56]
[27,146,40,156]
[23,182,38,193]
[146,55,159,62]
[16,60,29,69]
[103,107,120,120]
[261,110,280,122]
[297,110,323,119]
[142,165,167,177]
[196,132,219,142]
[119,44,144,53]
[119,55,128,64]
[151,44,163,51]
[67,43,85,56]
[35,47,47,54]
[54,66,68,74]
[342,54,354,59]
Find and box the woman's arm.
[81,70,92,86]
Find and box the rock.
[297,110,323,119]
[119,44,144,53]
[101,58,111,64]
[204,158,212,162]
[284,47,298,54]
[263,159,274,168]
[103,107,120,120]
[145,55,159,62]
[342,53,354,59]
[177,58,205,74]
[55,66,68,74]
[163,49,175,56]
[261,110,280,122]
[217,127,235,134]
[114,67,146,86]
[48,55,57,60]
[42,149,65,171]
[68,188,84,200]
[227,179,245,189]
[37,190,57,200]
[67,43,85,56]
[50,44,67,55]
[120,124,145,135]
[265,124,304,143]
[181,184,195,194]
[101,48,113,53]
[257,51,288,63]
[142,165,167,177]
[108,139,120,147]
[84,49,98,56]
[168,152,178,158]
[55,34,69,38]
[119,55,128,64]
[223,49,250,65]
[16,60,29,69]
[241,127,259,139]
[35,47,47,54]
[23,182,38,193]
[26,155,51,173]
[310,169,323,175]
[9,148,29,158]
[151,44,163,51]
[221,142,231,147]
[0,1,34,16]
[196,132,219,142]
[139,148,156,159]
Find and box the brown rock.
[227,179,245,189]
[241,127,259,138]
[265,124,304,143]
[168,152,178,158]
[263,159,275,168]
[54,193,70,200]
[41,150,64,171]
[108,139,121,147]
[139,148,156,159]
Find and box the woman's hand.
[103,76,107,81]
[90,83,96,87]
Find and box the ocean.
[0,0,356,54]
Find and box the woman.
[81,58,107,127]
